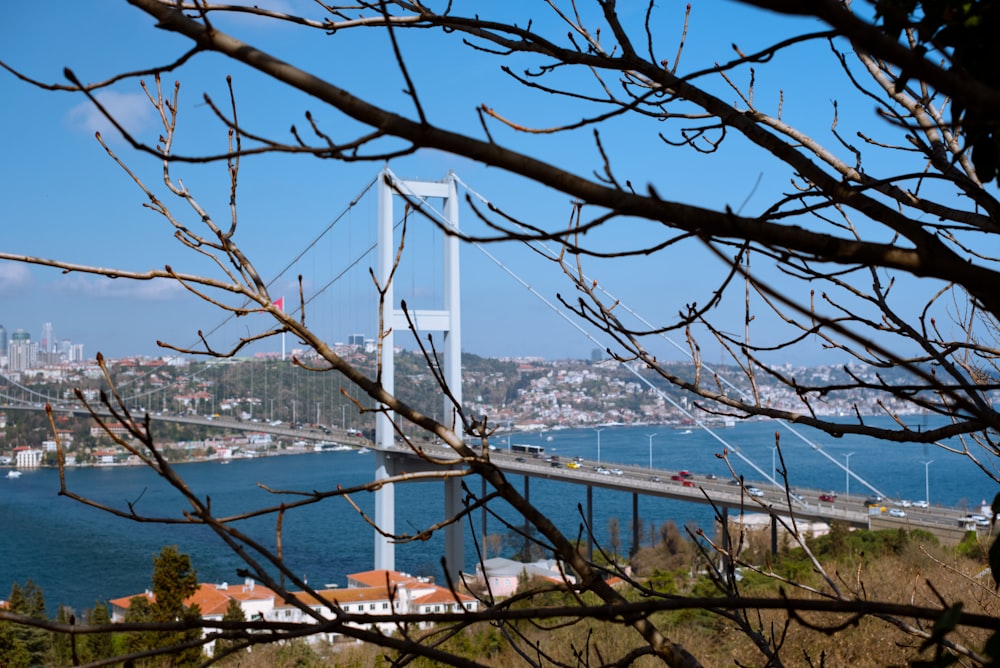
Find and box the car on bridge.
[566,461,581,469]
[912,500,929,508]
[819,493,837,502]
[746,486,764,497]
[889,508,906,518]
[682,480,695,487]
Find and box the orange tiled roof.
[347,569,429,589]
[110,582,276,616]
[410,587,476,607]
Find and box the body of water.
[1,416,996,614]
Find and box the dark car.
[514,457,525,463]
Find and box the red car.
[670,474,684,481]
[819,493,837,502]
[677,470,693,478]
[682,480,695,487]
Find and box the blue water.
[1,417,996,614]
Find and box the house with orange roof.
[108,579,277,624]
[270,569,478,640]
[107,569,479,648]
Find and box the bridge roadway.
[11,404,984,544]
[382,441,984,546]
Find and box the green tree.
[123,547,203,666]
[80,602,115,664]
[0,581,52,668]
[213,597,246,658]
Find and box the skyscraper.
[0,324,7,357]
[41,322,54,353]
[8,329,34,371]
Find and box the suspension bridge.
[0,168,988,579]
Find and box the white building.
[109,569,479,647]
[14,448,43,468]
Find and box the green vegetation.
[123,546,203,666]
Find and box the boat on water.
[357,447,371,454]
[7,470,22,478]
[315,442,352,452]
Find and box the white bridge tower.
[374,168,464,578]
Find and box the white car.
[888,508,906,518]
[912,500,929,508]
[610,468,624,476]
[746,486,764,497]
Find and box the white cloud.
[54,274,189,301]
[66,90,155,143]
[0,263,34,295]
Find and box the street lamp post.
[594,427,605,464]
[647,433,657,470]
[844,452,855,498]
[922,460,933,505]
[341,404,346,429]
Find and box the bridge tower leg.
[631,493,639,557]
[374,169,463,579]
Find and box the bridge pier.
[631,493,639,557]
[373,450,401,571]
[587,485,594,560]
[523,476,531,559]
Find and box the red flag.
[274,297,284,312]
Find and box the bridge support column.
[631,493,639,557]
[587,486,594,560]
[374,451,401,571]
[523,476,531,560]
[720,506,730,576]
[481,477,488,548]
[445,477,464,578]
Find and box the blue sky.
[0,2,910,365]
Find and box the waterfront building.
[13,447,43,469]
